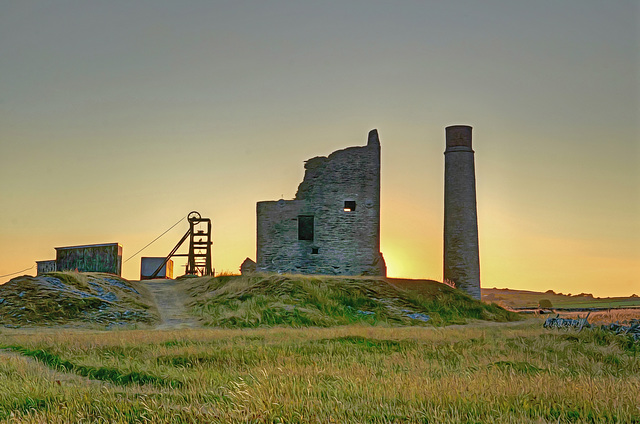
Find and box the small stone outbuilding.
[240,258,256,275]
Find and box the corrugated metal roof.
[54,243,122,250]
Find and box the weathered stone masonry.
[443,125,481,299]
[256,130,386,276]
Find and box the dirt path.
[139,279,200,329]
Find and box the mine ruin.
[443,125,481,299]
[256,129,386,276]
[30,126,482,299]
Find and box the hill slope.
[0,272,159,327]
[183,274,519,327]
[1,273,519,328]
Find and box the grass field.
[556,309,640,326]
[1,320,639,423]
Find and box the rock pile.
[544,314,640,342]
[601,320,640,341]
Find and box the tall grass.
[0,272,159,326]
[4,346,181,387]
[0,322,638,422]
[185,274,519,327]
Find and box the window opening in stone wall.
[311,247,319,254]
[343,201,356,212]
[298,215,314,241]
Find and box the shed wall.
[55,243,122,275]
[36,260,57,275]
[140,257,174,279]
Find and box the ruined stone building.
[256,130,386,276]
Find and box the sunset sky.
[1,1,638,297]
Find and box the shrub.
[538,299,553,309]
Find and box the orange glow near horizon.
[0,221,638,298]
[0,159,637,299]
[0,2,638,300]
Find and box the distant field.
[1,321,638,423]
[559,308,640,325]
[482,287,640,309]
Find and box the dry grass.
[1,273,517,329]
[0,272,159,327]
[181,273,518,327]
[0,321,638,423]
[483,288,640,309]
[557,309,640,325]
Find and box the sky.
[1,1,638,297]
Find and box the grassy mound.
[184,274,519,327]
[0,272,159,327]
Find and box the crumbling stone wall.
[256,130,386,276]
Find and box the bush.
[538,299,553,309]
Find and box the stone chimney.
[443,125,481,299]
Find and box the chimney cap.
[445,125,472,149]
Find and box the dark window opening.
[298,215,314,241]
[311,247,319,254]
[344,201,356,212]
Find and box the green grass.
[3,346,181,388]
[0,323,638,423]
[184,274,519,327]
